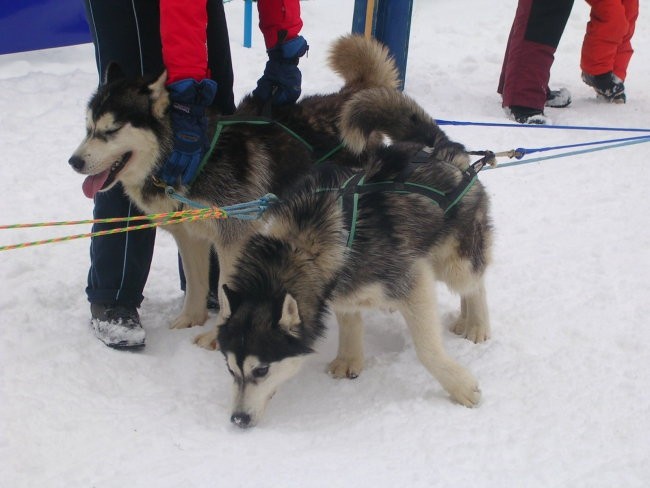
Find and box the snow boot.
[545,87,572,108]
[507,106,550,125]
[90,303,145,349]
[581,71,626,104]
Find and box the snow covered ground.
[1,1,649,486]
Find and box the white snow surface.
[1,1,649,486]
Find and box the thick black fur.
[219,141,491,355]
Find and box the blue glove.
[159,78,217,186]
[253,36,309,106]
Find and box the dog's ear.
[104,62,126,85]
[278,293,302,338]
[148,70,169,118]
[222,284,241,318]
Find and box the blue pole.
[244,0,253,48]
[351,0,413,90]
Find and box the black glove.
[160,78,217,186]
[253,35,308,106]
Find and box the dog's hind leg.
[430,235,491,344]
[328,310,364,379]
[451,278,490,343]
[399,262,481,407]
[170,226,210,329]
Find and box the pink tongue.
[82,170,110,199]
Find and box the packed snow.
[1,1,649,486]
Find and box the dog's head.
[217,284,314,429]
[68,63,172,198]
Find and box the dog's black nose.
[231,413,252,428]
[68,155,85,171]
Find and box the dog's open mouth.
[82,152,132,199]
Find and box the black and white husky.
[217,89,492,428]
[68,35,433,347]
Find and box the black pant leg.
[86,185,156,307]
[83,0,162,306]
[207,0,236,115]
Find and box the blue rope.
[486,136,650,170]
[436,118,650,163]
[164,187,278,220]
[436,119,650,133]
[516,134,650,158]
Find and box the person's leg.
[581,0,628,77]
[207,0,236,115]
[500,0,573,113]
[497,22,516,96]
[580,0,631,102]
[612,0,638,81]
[84,0,163,81]
[83,0,163,347]
[87,187,155,308]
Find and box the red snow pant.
[580,0,639,81]
[498,0,574,110]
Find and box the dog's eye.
[252,365,269,378]
[104,126,122,136]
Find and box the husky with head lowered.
[69,35,463,348]
[217,89,492,428]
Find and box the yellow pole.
[364,0,375,38]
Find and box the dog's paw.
[193,329,219,350]
[449,382,482,408]
[444,368,481,408]
[327,356,364,379]
[170,311,208,330]
[452,317,490,344]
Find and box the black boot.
[581,71,626,103]
[90,303,145,349]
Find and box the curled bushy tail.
[327,34,400,91]
[340,87,470,169]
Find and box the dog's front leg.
[194,242,240,350]
[328,310,364,379]
[169,226,210,329]
[400,264,481,407]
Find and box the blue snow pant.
[83,0,235,306]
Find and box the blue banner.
[352,0,413,90]
[0,0,91,55]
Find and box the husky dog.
[68,34,418,348]
[217,90,492,428]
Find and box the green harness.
[326,147,489,248]
[192,115,343,186]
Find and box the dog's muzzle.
[68,155,85,172]
[231,412,253,429]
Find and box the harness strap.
[189,114,342,186]
[335,148,486,248]
[339,173,366,248]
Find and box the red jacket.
[161,0,302,83]
[581,0,639,80]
